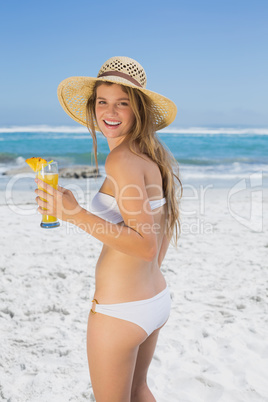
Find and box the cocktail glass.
[37,161,60,228]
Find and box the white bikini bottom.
[91,287,171,337]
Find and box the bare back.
[93,144,170,303]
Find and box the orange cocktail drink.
[37,161,60,228]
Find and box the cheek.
[95,107,101,123]
[128,111,136,128]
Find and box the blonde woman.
[35,56,182,401]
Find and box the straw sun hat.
[57,56,177,131]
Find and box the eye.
[97,100,106,105]
[119,102,129,107]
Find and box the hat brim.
[57,76,177,131]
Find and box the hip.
[94,266,167,304]
[91,286,172,337]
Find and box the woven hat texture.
[57,56,177,130]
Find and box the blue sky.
[1,0,267,128]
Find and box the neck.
[107,135,130,151]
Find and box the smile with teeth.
[104,120,122,126]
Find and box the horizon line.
[1,125,268,135]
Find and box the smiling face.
[95,83,136,148]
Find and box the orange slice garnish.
[25,157,48,172]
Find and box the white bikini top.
[91,191,166,224]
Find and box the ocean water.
[0,126,268,188]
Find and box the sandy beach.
[0,174,268,402]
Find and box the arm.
[72,207,157,261]
[158,234,170,268]
[35,152,158,261]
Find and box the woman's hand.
[34,178,83,222]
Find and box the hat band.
[97,71,143,88]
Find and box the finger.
[57,185,65,193]
[37,206,49,215]
[35,179,55,196]
[35,188,50,200]
[35,196,49,209]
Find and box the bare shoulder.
[105,144,146,176]
[105,143,163,199]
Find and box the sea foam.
[1,125,268,135]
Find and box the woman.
[35,56,182,401]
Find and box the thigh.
[87,311,147,402]
[132,327,161,390]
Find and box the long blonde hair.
[86,81,183,245]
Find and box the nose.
[106,103,117,116]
